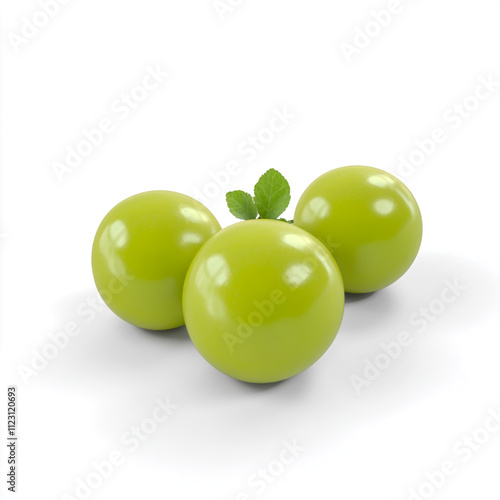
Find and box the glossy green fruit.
[294,166,422,293]
[92,191,220,330]
[183,219,345,383]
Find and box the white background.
[2,0,500,499]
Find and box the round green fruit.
[294,166,422,293]
[182,219,345,383]
[92,191,220,330]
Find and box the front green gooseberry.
[182,219,345,383]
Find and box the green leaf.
[253,169,291,219]
[226,190,258,220]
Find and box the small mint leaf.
[226,190,258,220]
[253,169,291,219]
